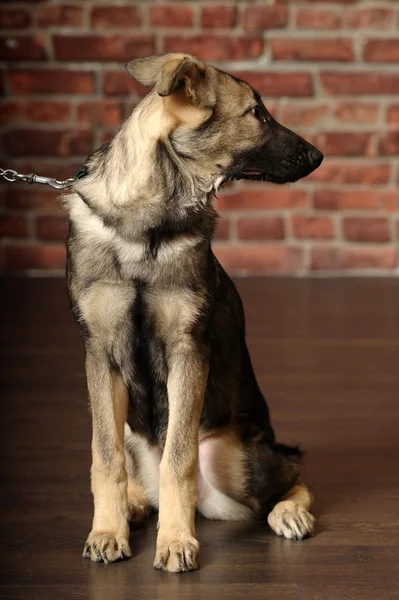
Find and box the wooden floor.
[1,278,398,600]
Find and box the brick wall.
[1,0,398,276]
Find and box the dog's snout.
[308,147,323,168]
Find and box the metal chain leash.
[0,167,75,190]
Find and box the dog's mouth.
[227,169,295,185]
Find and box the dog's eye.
[251,105,266,123]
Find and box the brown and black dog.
[65,54,323,572]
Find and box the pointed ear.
[125,55,169,88]
[157,56,207,107]
[126,54,213,108]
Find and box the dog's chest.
[114,231,201,281]
[69,196,203,284]
[77,282,204,361]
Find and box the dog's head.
[126,54,323,187]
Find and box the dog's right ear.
[126,54,212,108]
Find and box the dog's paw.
[153,537,199,572]
[83,530,132,564]
[128,500,151,526]
[267,500,315,541]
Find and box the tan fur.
[126,53,187,88]
[124,425,162,509]
[154,338,209,572]
[163,91,212,129]
[146,288,205,344]
[127,480,151,524]
[199,429,248,499]
[267,479,315,540]
[79,283,134,343]
[197,430,257,520]
[83,369,131,563]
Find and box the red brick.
[296,8,341,29]
[346,8,393,29]
[313,132,373,157]
[163,35,263,61]
[0,100,71,125]
[233,72,313,97]
[91,6,141,28]
[77,101,123,126]
[0,8,31,28]
[5,187,63,213]
[237,217,285,241]
[3,244,66,271]
[0,215,28,239]
[36,216,69,242]
[218,189,308,211]
[343,217,390,243]
[378,132,399,156]
[214,244,303,275]
[308,162,391,185]
[272,38,353,62]
[0,101,21,124]
[0,35,47,61]
[102,71,147,97]
[150,6,193,28]
[201,6,236,29]
[291,215,334,239]
[387,105,399,125]
[53,35,155,62]
[214,218,231,241]
[320,72,399,95]
[8,69,94,95]
[280,103,329,126]
[334,102,378,124]
[314,190,397,212]
[3,129,93,157]
[311,247,396,271]
[35,5,83,27]
[242,6,287,31]
[364,39,399,63]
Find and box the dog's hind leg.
[124,430,153,525]
[267,479,315,541]
[83,362,131,563]
[127,480,152,525]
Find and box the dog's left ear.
[126,54,213,108]
[157,56,207,107]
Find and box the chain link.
[1,167,75,190]
[0,168,19,182]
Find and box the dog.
[65,53,323,572]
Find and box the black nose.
[309,148,323,168]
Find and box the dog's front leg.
[154,337,209,573]
[83,352,131,563]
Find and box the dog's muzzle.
[227,120,324,185]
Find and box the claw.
[83,531,132,564]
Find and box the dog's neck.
[72,92,220,236]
